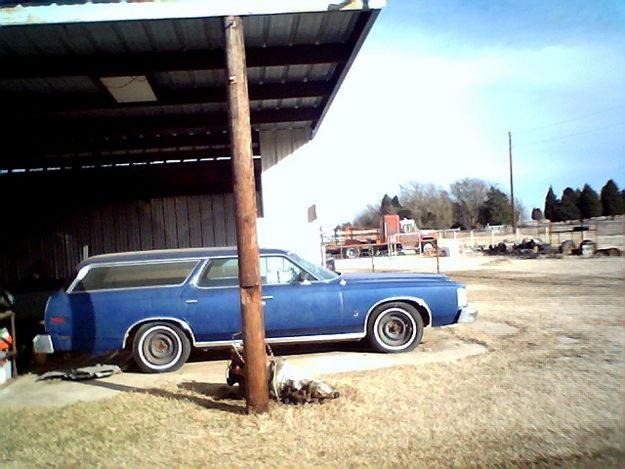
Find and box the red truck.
[326,215,437,259]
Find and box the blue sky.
[307,0,625,225]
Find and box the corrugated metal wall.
[259,128,310,171]
[0,193,238,286]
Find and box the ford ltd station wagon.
[33,247,477,373]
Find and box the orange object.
[0,328,12,351]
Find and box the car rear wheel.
[367,302,423,353]
[132,322,191,373]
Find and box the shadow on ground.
[84,379,245,414]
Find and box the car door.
[181,258,242,343]
[260,255,344,338]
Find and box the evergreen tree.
[396,208,413,220]
[379,194,393,215]
[544,186,559,221]
[390,195,402,209]
[600,179,624,216]
[478,186,512,225]
[559,187,580,221]
[531,208,543,221]
[579,184,602,219]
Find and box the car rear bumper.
[457,304,478,324]
[33,334,55,354]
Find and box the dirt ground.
[1,255,624,467]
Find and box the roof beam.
[3,81,332,113]
[0,44,350,80]
[0,148,254,170]
[4,132,261,160]
[4,107,318,138]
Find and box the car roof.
[77,247,289,269]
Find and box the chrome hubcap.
[144,330,178,365]
[377,311,413,347]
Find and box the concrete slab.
[0,328,486,408]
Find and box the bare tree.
[399,182,453,229]
[353,204,380,228]
[450,178,489,229]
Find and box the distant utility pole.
[508,131,516,232]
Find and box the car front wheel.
[132,322,191,373]
[367,302,423,353]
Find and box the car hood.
[340,272,452,284]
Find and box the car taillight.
[50,316,66,325]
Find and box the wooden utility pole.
[223,15,269,414]
[508,131,516,232]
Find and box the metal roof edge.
[312,8,380,137]
[0,0,386,27]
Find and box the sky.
[298,0,625,227]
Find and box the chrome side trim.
[364,296,433,329]
[121,317,197,349]
[195,332,366,348]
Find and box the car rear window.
[72,261,199,292]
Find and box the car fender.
[121,316,197,348]
[364,296,433,330]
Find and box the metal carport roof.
[0,0,383,172]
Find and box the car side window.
[198,258,239,288]
[197,256,311,288]
[261,256,307,285]
[72,261,199,292]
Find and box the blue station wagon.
[34,247,477,373]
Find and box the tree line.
[349,178,522,230]
[541,179,624,222]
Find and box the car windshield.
[289,252,339,281]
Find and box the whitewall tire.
[132,322,191,373]
[367,302,424,353]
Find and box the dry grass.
[1,257,624,467]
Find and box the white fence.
[435,217,624,251]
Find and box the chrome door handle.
[185,299,198,304]
[262,296,274,300]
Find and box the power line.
[516,103,625,134]
[512,121,624,149]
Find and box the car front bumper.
[457,304,478,324]
[33,334,55,354]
